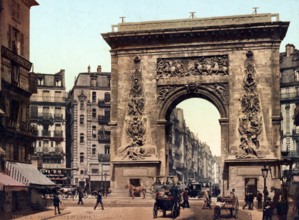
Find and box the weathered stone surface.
[102,13,289,196]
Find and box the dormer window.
[55,79,61,86]
[38,78,44,86]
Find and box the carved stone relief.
[156,56,229,79]
[236,51,265,159]
[120,57,150,160]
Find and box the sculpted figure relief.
[237,51,265,159]
[121,58,149,160]
[156,56,228,79]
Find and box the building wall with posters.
[66,66,111,191]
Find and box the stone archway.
[157,81,229,184]
[102,13,289,198]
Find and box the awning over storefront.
[6,161,55,188]
[0,172,28,191]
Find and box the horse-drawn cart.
[153,195,180,219]
[213,196,239,219]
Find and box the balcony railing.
[98,115,110,125]
[0,116,36,136]
[98,154,110,162]
[54,114,63,120]
[42,130,51,136]
[293,128,299,136]
[280,92,299,101]
[54,130,63,137]
[287,150,299,157]
[98,100,110,108]
[98,131,110,143]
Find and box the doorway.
[245,178,257,197]
[130,178,141,197]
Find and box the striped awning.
[0,172,28,191]
[6,161,55,188]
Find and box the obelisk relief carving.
[236,51,265,159]
[119,57,150,160]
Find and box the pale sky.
[30,0,299,156]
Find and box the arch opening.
[165,97,222,191]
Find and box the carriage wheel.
[153,202,158,218]
[213,206,221,220]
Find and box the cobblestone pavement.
[8,197,296,220]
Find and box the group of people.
[52,189,105,215]
[262,195,289,220]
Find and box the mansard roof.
[74,72,111,88]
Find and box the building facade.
[168,108,215,184]
[66,66,111,191]
[0,0,41,213]
[30,70,68,185]
[280,44,299,157]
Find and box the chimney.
[97,65,102,74]
[88,65,91,73]
[286,44,295,57]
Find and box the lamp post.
[103,172,107,197]
[261,165,269,207]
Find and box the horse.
[126,184,146,199]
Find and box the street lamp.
[103,172,108,197]
[261,165,269,207]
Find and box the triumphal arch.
[102,13,289,198]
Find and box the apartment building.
[280,44,299,157]
[66,66,111,191]
[30,70,68,185]
[168,108,215,184]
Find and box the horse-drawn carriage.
[152,178,181,219]
[153,195,180,219]
[213,196,239,219]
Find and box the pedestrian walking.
[243,192,250,209]
[257,191,263,209]
[202,190,211,209]
[78,189,84,205]
[53,192,62,215]
[94,190,104,210]
[276,195,288,220]
[248,192,254,210]
[182,187,190,208]
[263,197,273,220]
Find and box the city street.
[9,197,268,220]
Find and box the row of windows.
[79,92,110,110]
[79,146,109,163]
[79,110,109,124]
